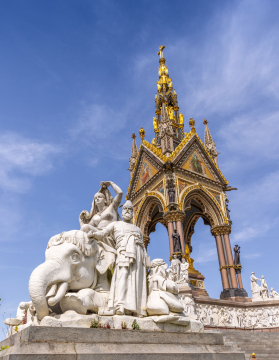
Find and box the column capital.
[163,210,185,223]
[143,235,150,247]
[211,224,231,236]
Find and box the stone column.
[214,234,230,289]
[167,221,174,255]
[223,233,238,289]
[237,272,244,289]
[164,210,185,257]
[176,220,186,255]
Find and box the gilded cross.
[157,45,165,58]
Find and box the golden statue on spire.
[157,45,165,58]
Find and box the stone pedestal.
[0,326,246,359]
[220,288,250,302]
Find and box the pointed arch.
[178,184,227,251]
[135,192,167,239]
[179,184,227,225]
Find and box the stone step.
[0,326,246,360]
[219,330,279,360]
[20,326,226,345]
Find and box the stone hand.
[87,230,95,238]
[100,181,111,188]
[80,210,87,219]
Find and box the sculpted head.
[94,192,107,208]
[149,259,168,278]
[122,200,134,222]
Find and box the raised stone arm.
[101,181,123,210]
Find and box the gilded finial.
[153,117,158,130]
[139,127,145,142]
[151,138,155,144]
[252,353,256,359]
[157,45,165,59]
[203,118,208,125]
[179,113,184,125]
[131,133,136,139]
[189,118,196,133]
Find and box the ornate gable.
[126,143,164,199]
[172,134,227,185]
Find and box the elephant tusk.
[46,284,58,298]
[48,282,68,306]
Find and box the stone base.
[220,288,250,301]
[39,311,204,332]
[0,326,246,359]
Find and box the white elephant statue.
[28,230,116,320]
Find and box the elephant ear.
[96,242,116,274]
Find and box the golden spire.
[156,45,173,95]
[157,45,165,58]
[154,46,184,147]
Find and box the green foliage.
[0,345,10,351]
[90,319,101,328]
[90,319,111,329]
[121,321,127,329]
[132,319,140,330]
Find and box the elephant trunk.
[28,260,69,321]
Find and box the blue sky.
[1,0,279,337]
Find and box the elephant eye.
[72,252,80,262]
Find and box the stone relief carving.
[196,303,279,328]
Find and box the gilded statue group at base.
[5,181,192,333]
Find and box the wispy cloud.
[69,101,138,165]
[243,253,261,259]
[195,248,216,264]
[0,132,61,192]
[177,2,279,119]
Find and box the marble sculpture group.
[5,181,195,333]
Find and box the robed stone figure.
[91,200,147,317]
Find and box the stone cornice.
[211,224,231,236]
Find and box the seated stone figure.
[146,259,184,316]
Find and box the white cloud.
[69,101,139,164]
[0,132,61,192]
[178,2,279,118]
[195,248,216,264]
[70,104,127,142]
[243,253,261,259]
[231,227,266,244]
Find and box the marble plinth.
[0,326,246,359]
